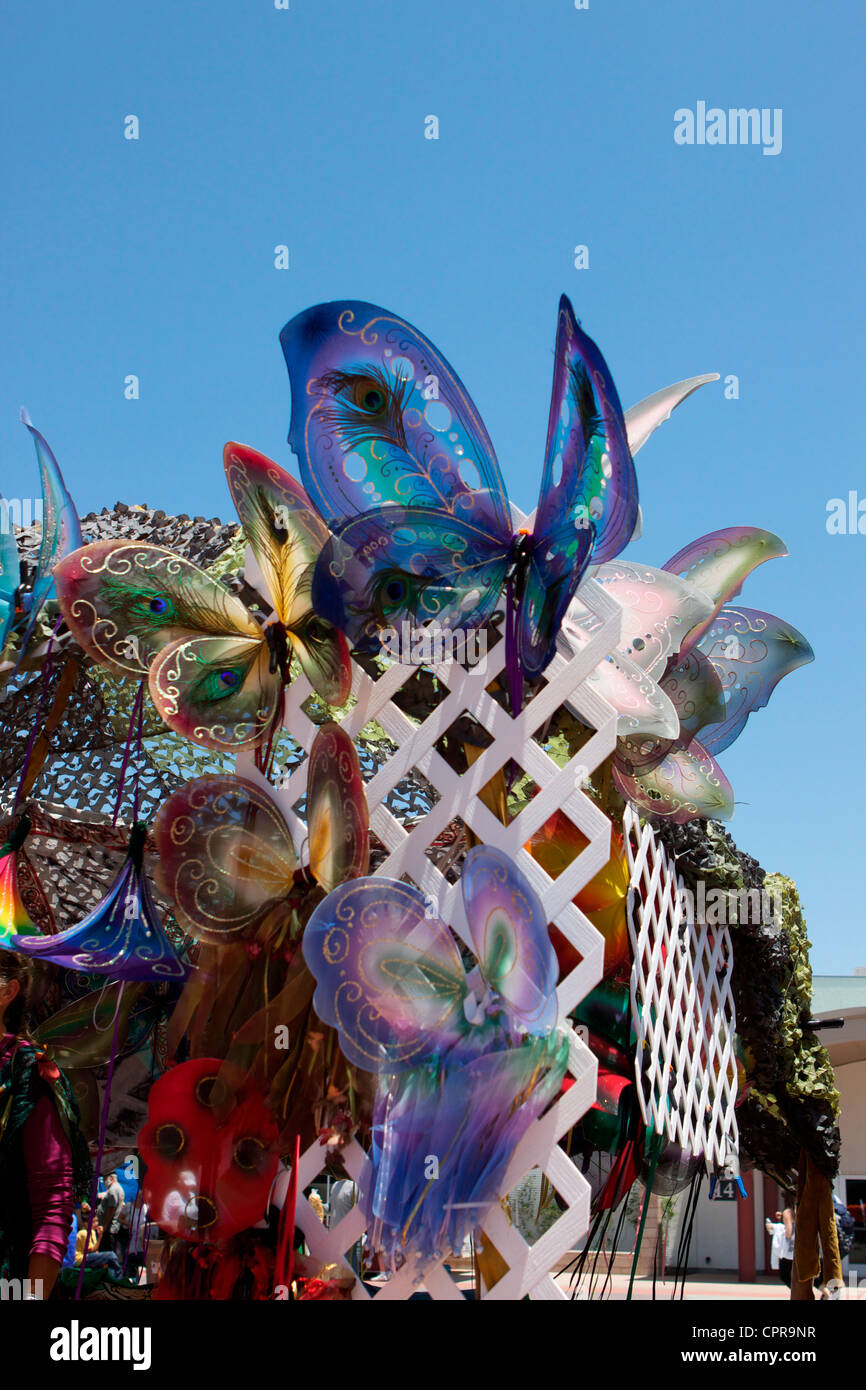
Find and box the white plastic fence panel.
[622,804,739,1173]
[237,539,623,1299]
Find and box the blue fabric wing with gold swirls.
[282,296,637,687]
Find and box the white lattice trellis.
[236,527,624,1298]
[622,804,739,1173]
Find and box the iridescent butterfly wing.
[695,607,815,755]
[619,649,727,776]
[55,541,280,751]
[611,737,734,823]
[662,527,788,660]
[302,877,469,1072]
[280,299,510,528]
[0,508,18,653]
[585,561,714,681]
[306,722,370,892]
[461,845,558,1035]
[659,649,727,747]
[153,775,298,943]
[283,300,514,652]
[223,442,351,705]
[312,500,511,653]
[624,373,720,459]
[14,412,82,654]
[519,297,638,678]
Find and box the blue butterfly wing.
[695,606,815,754]
[0,509,19,650]
[280,300,511,531]
[301,876,469,1073]
[311,501,511,653]
[461,845,559,1036]
[519,297,638,677]
[17,412,82,646]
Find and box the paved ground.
[555,1268,862,1300]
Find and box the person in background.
[73,1202,123,1279]
[776,1200,795,1287]
[765,1214,785,1274]
[96,1171,124,1252]
[0,953,92,1298]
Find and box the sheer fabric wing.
[624,374,720,458]
[54,541,261,677]
[518,522,595,679]
[612,737,734,823]
[659,649,727,746]
[662,527,788,660]
[312,503,510,653]
[281,299,511,531]
[0,518,18,650]
[148,633,282,751]
[21,412,82,610]
[302,877,468,1072]
[460,846,558,1035]
[224,441,352,704]
[307,722,370,893]
[223,441,329,620]
[695,607,815,754]
[532,296,638,565]
[559,597,680,739]
[586,561,714,680]
[153,775,298,943]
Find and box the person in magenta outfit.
[0,953,92,1297]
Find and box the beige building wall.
[835,1059,866,1172]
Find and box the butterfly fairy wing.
[519,297,638,677]
[15,413,82,652]
[54,540,261,676]
[149,634,282,752]
[55,541,283,750]
[24,412,83,588]
[623,650,726,773]
[312,502,510,653]
[518,523,595,680]
[559,595,680,739]
[307,722,370,893]
[532,297,638,562]
[281,300,511,532]
[282,563,352,706]
[302,877,469,1072]
[662,527,788,660]
[624,374,720,458]
[694,607,814,755]
[585,560,714,681]
[460,845,558,1035]
[659,648,727,746]
[0,511,18,651]
[223,441,351,704]
[612,736,734,823]
[153,775,298,943]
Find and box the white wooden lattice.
[622,804,739,1173]
[238,520,624,1299]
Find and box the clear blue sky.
[2,1,863,971]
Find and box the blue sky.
[2,1,863,971]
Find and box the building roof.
[811,976,866,1016]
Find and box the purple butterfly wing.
[460,845,558,1035]
[519,298,638,676]
[695,607,815,755]
[311,501,511,653]
[280,300,511,532]
[302,876,468,1072]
